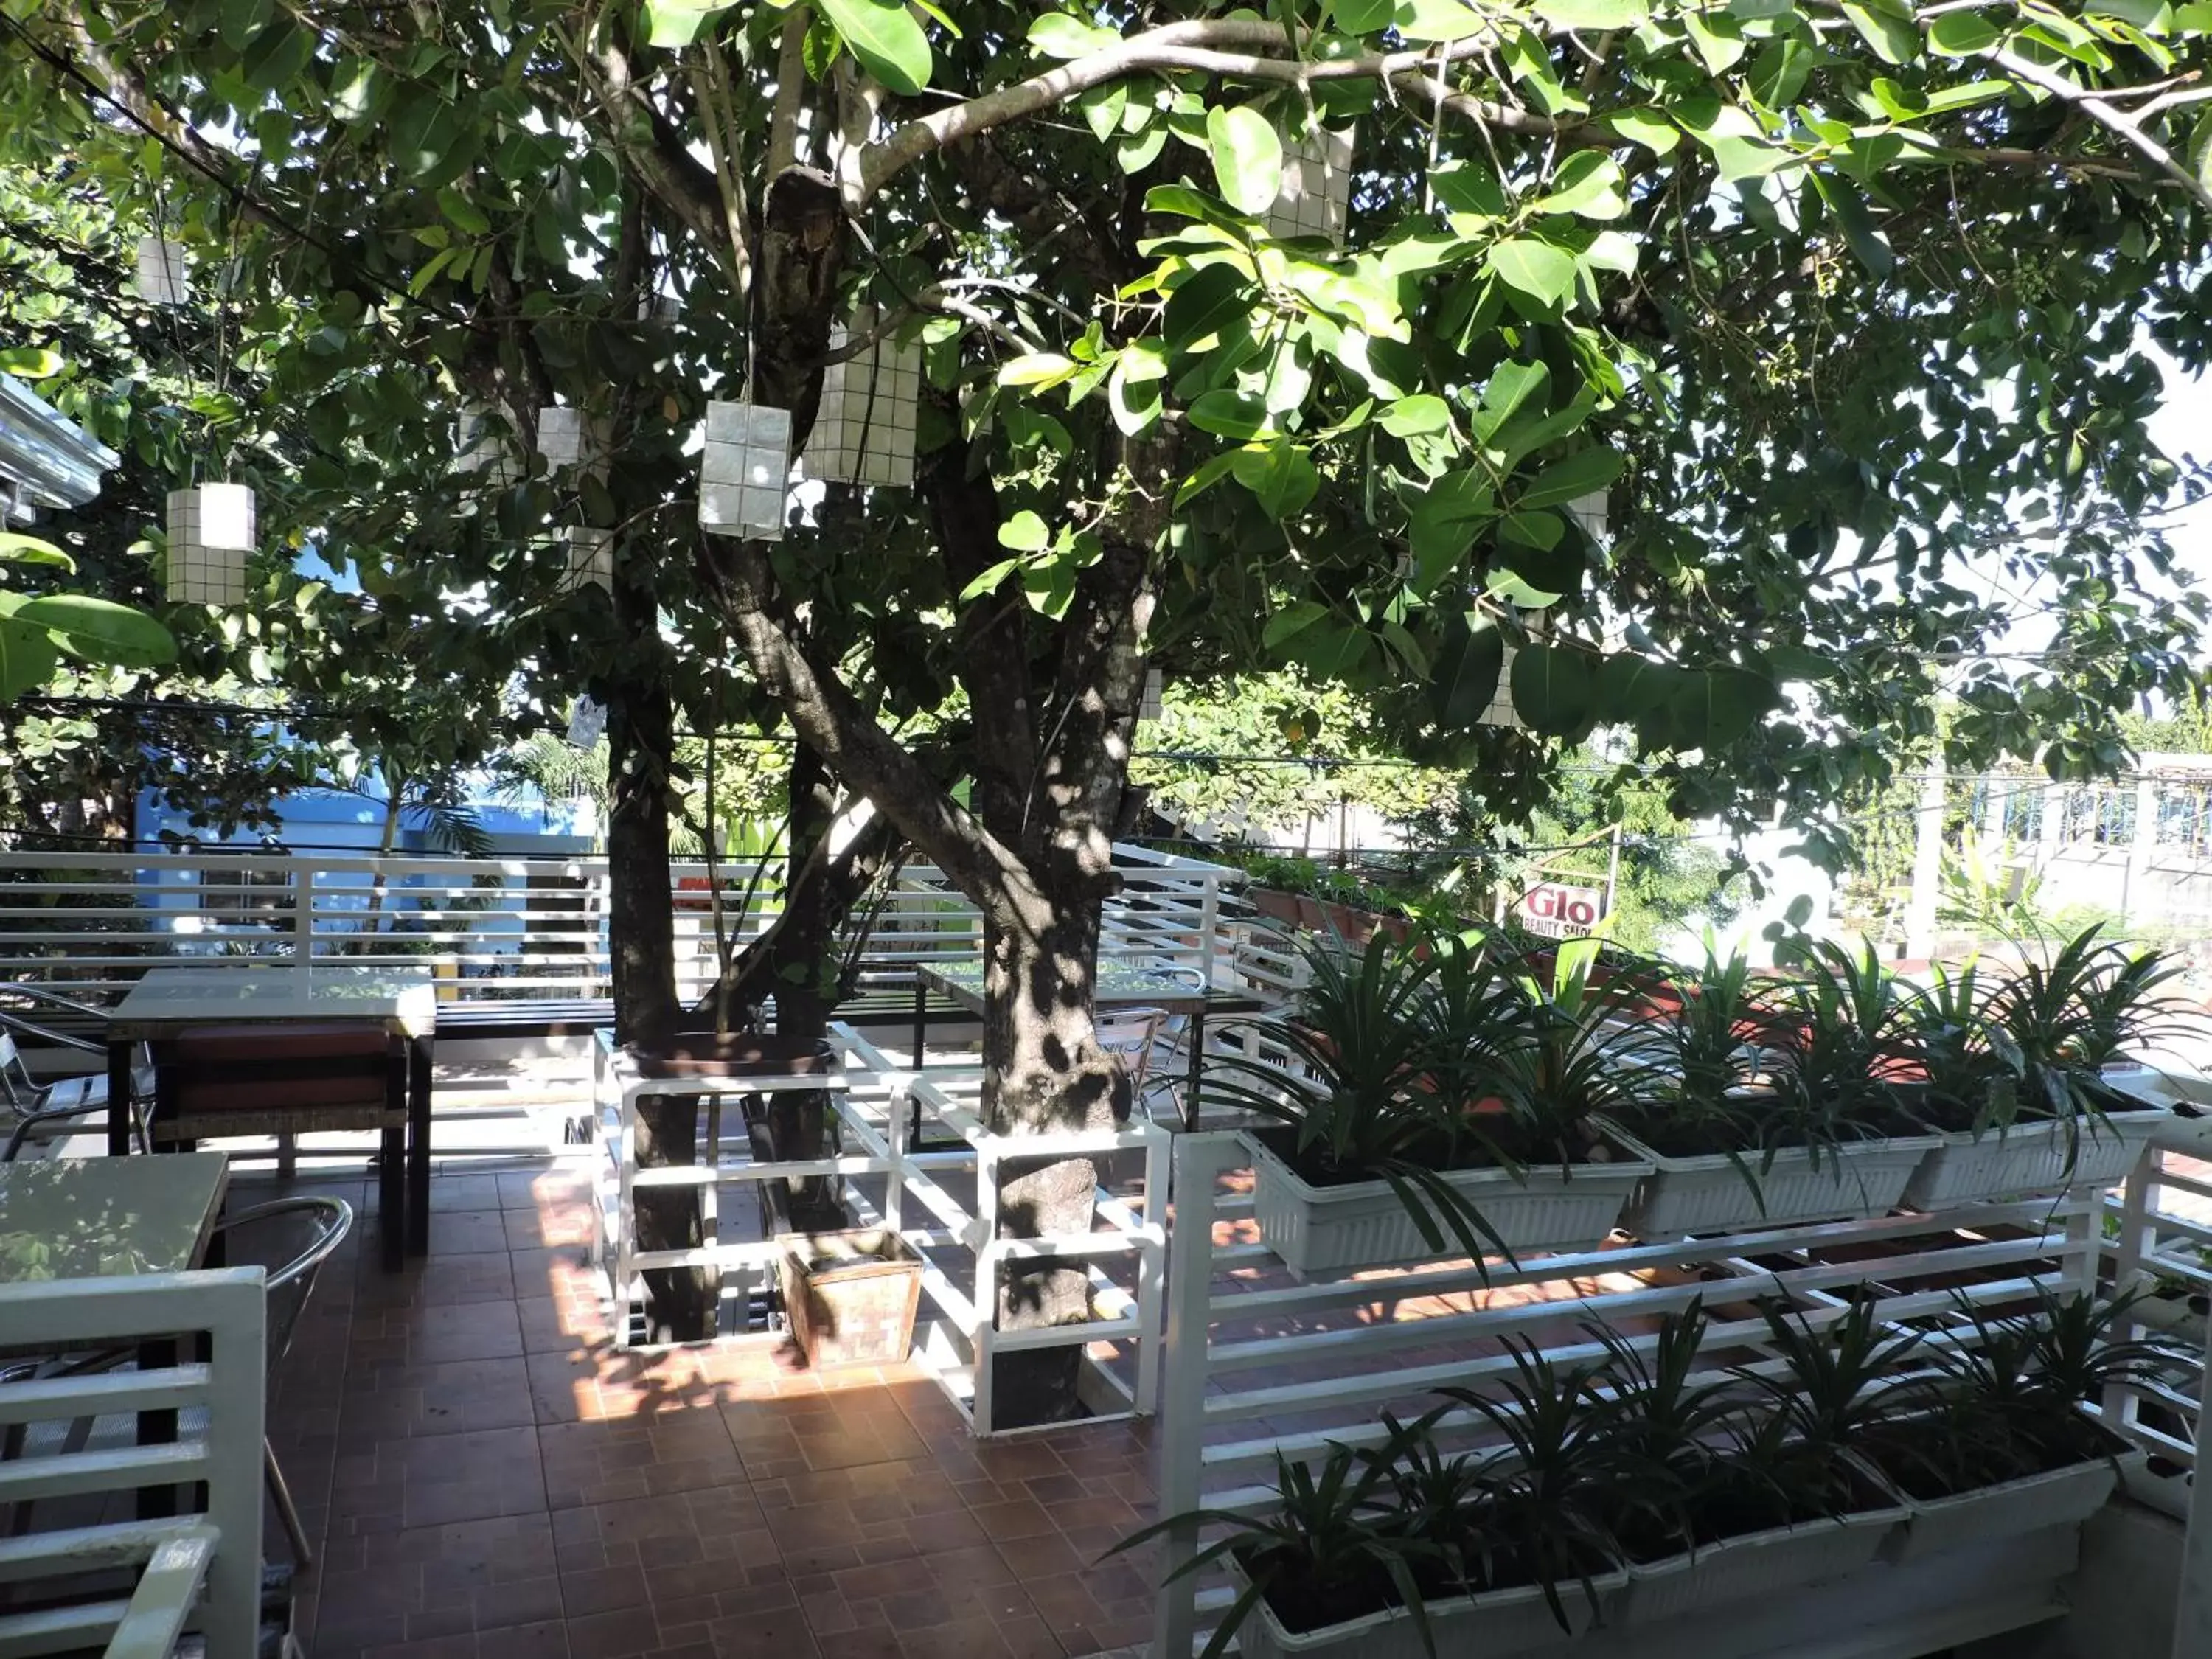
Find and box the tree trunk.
[981,886,1128,1427]
[757,740,842,1233]
[608,569,712,1342]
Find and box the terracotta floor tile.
[564,1608,661,1659]
[967,1498,1056,1542]
[703,1608,818,1659]
[476,1621,574,1659]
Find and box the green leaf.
[1206,105,1284,217]
[999,353,1077,389]
[1430,612,1507,726]
[998,511,1050,552]
[1533,152,1627,220]
[1930,10,2003,52]
[0,347,62,379]
[1187,389,1272,440]
[1231,440,1319,520]
[1430,159,1507,216]
[1841,0,1919,63]
[958,558,1022,601]
[1607,108,1680,156]
[1535,0,1648,25]
[1396,0,1495,39]
[0,532,74,570]
[1263,599,1329,647]
[1518,446,1624,508]
[1379,394,1452,437]
[815,0,933,95]
[1510,641,1596,735]
[1812,173,1895,277]
[14,595,176,667]
[0,613,59,701]
[1029,13,1121,57]
[1683,10,1747,72]
[1333,0,1395,28]
[1164,262,1258,349]
[1486,239,1579,311]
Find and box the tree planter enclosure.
[1608,1124,1939,1237]
[1245,1130,1649,1275]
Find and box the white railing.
[0,1268,267,1659]
[0,844,1245,1010]
[590,1022,1169,1436]
[1147,1129,2132,1659]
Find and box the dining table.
[105,964,437,1256]
[0,1149,232,1520]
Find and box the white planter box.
[1889,1450,2138,1563]
[1609,1127,1938,1238]
[1231,1555,1626,1659]
[1899,1105,2168,1211]
[1618,1504,1905,1626]
[1245,1133,1649,1276]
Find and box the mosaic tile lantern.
[455,403,520,485]
[1567,489,1608,542]
[700,400,791,540]
[804,316,920,487]
[164,483,254,606]
[563,526,613,594]
[537,406,609,478]
[1139,669,1165,723]
[1268,128,1354,243]
[136,237,188,306]
[567,694,607,749]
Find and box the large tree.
[10,0,2211,1419]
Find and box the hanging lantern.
[562,526,613,593]
[1481,611,1544,731]
[536,406,609,478]
[1139,669,1165,723]
[700,400,791,540]
[136,237,188,306]
[454,403,520,485]
[1268,128,1354,243]
[1566,489,1608,543]
[567,695,607,749]
[804,313,921,487]
[164,483,255,606]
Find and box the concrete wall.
[1958,1501,2182,1659]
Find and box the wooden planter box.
[777,1228,923,1368]
[1245,1133,1649,1276]
[1607,1125,1939,1238]
[1229,1556,1626,1659]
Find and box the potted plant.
[1900,928,2178,1208]
[1607,947,1938,1236]
[1859,1288,2168,1561]
[1214,933,1652,1275]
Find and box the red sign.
[1520,881,1606,939]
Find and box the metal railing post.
[292,860,316,961]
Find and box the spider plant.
[1757,941,1927,1162]
[1745,1296,1935,1455]
[1109,1436,1444,1659]
[1902,956,2017,1130]
[1984,926,2182,1127]
[1433,1340,1641,1631]
[1204,931,1517,1261]
[1581,1300,1740,1557]
[1486,937,1660,1166]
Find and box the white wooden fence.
[0,844,1242,1009]
[1145,1126,2212,1659]
[0,1268,267,1659]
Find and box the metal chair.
[207,1197,354,1571]
[0,1027,152,1160]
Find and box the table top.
[111,964,437,1037]
[921,959,1212,1017]
[0,1151,229,1283]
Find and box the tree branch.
[858,21,1533,201]
[574,28,747,282]
[765,6,809,177]
[1987,46,2212,212]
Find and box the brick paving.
[256,1163,1161,1659]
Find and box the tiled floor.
[257,1162,1161,1659]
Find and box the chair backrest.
[0,1268,267,1659]
[1096,1007,1169,1085]
[0,1032,32,1106]
[209,1197,353,1371]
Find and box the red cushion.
[173,1023,392,1063]
[175,1074,393,1112]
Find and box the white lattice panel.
[164,484,254,605]
[700,400,792,540]
[1267,128,1354,243]
[805,319,921,487]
